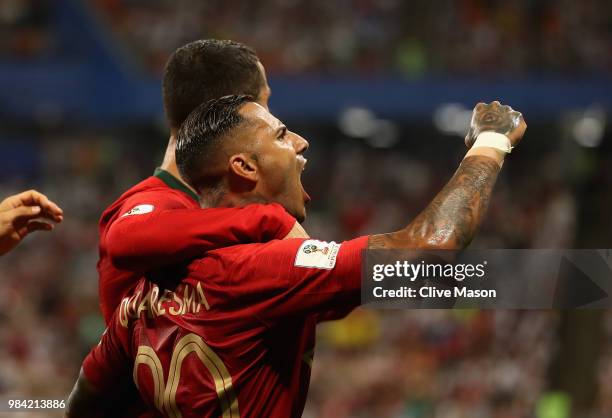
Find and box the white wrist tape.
[472,132,513,154]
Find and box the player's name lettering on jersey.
[119,282,210,328]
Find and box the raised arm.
[369,101,526,250]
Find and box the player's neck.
[201,188,269,210]
[160,136,198,195]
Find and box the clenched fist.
[0,190,63,255]
[465,101,527,149]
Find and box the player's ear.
[228,153,259,184]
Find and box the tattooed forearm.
[369,156,500,250]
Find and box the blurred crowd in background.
[0,0,611,417]
[1,0,612,75]
[0,0,53,59]
[93,0,611,75]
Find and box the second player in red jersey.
[97,40,294,326]
[92,40,303,418]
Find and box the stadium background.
[0,0,611,417]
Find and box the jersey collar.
[154,168,199,203]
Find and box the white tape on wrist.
[472,132,513,154]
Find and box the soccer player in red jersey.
[68,97,526,417]
[98,40,305,326]
[96,41,306,417]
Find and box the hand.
[465,101,527,149]
[0,190,64,255]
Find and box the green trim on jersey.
[154,168,199,202]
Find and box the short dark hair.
[162,39,264,130]
[176,94,253,190]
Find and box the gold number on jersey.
[134,333,240,418]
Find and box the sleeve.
[105,191,296,272]
[81,322,130,393]
[223,236,368,327]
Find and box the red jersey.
[98,168,296,325]
[84,236,367,417]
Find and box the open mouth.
[298,156,310,204]
[301,182,311,204]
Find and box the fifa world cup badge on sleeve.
[294,240,341,269]
[121,204,155,217]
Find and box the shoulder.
[120,177,192,207]
[115,176,168,202]
[100,176,164,218]
[100,177,194,226]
